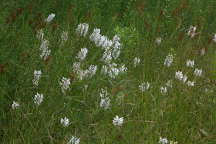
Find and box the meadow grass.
[0,0,216,143]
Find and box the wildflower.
[187,25,197,38]
[194,68,202,77]
[160,86,167,94]
[133,57,141,67]
[164,54,174,67]
[72,62,81,73]
[165,80,173,88]
[186,60,195,68]
[159,137,168,144]
[187,81,195,87]
[139,82,150,92]
[101,49,112,63]
[59,77,71,94]
[100,97,111,110]
[61,31,68,42]
[213,34,216,43]
[45,13,55,23]
[182,74,188,83]
[60,117,70,127]
[155,37,162,45]
[11,101,20,109]
[87,65,97,78]
[68,136,80,144]
[77,48,88,61]
[175,71,184,81]
[89,28,101,42]
[34,93,43,105]
[113,115,124,126]
[39,39,51,60]
[76,23,89,37]
[32,70,42,86]
[36,29,44,41]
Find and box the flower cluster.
[76,23,89,37]
[99,88,110,110]
[39,39,51,60]
[34,93,44,105]
[187,25,197,38]
[59,77,71,94]
[32,70,42,86]
[164,54,174,67]
[60,117,70,127]
[68,136,80,144]
[12,101,20,110]
[112,115,124,126]
[139,82,150,92]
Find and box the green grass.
[0,0,216,143]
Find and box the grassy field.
[0,0,216,143]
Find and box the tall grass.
[0,0,216,143]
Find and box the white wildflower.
[34,93,44,105]
[186,60,194,68]
[155,37,162,45]
[59,77,71,94]
[160,86,167,94]
[89,28,101,42]
[45,13,55,23]
[11,101,20,110]
[60,117,70,127]
[194,68,202,77]
[187,25,197,38]
[100,97,111,110]
[68,136,80,144]
[182,74,188,83]
[32,70,42,86]
[159,137,169,144]
[187,81,195,87]
[76,23,89,37]
[87,65,97,78]
[175,71,184,81]
[165,80,173,88]
[72,62,81,73]
[39,39,51,60]
[139,82,150,92]
[77,48,88,61]
[164,54,174,67]
[133,57,141,67]
[36,29,44,41]
[112,115,124,126]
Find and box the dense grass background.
[1,0,216,143]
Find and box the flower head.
[194,68,202,77]
[139,82,150,92]
[12,101,20,109]
[59,77,71,94]
[113,115,124,126]
[34,93,44,105]
[133,57,141,67]
[45,13,55,23]
[77,48,88,61]
[186,60,195,68]
[155,37,162,45]
[60,117,70,127]
[164,54,174,67]
[76,23,89,37]
[32,70,42,86]
[68,136,80,144]
[159,137,168,144]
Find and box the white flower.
[139,82,150,92]
[39,39,51,60]
[60,117,70,127]
[34,93,44,105]
[77,48,88,61]
[11,101,20,109]
[61,31,68,42]
[186,60,194,68]
[90,28,101,42]
[100,97,110,110]
[68,136,80,144]
[187,25,197,38]
[59,77,71,94]
[175,71,184,81]
[36,29,44,41]
[155,37,162,45]
[160,86,167,94]
[164,54,173,67]
[72,62,81,73]
[182,74,188,83]
[76,23,89,37]
[87,65,97,78]
[112,115,124,126]
[45,13,55,23]
[213,34,216,43]
[133,57,141,67]
[159,137,168,144]
[165,80,173,88]
[32,70,42,86]
[187,81,195,87]
[194,68,202,77]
